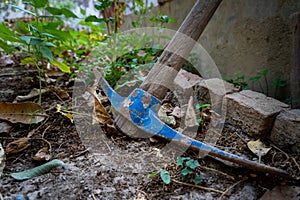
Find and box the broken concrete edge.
[174,69,299,154]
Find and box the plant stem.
[34,61,42,105]
[264,75,268,96]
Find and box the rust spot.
[142,94,151,108]
[132,91,139,97]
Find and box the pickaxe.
[94,0,289,177]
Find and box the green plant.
[0,0,77,103]
[196,103,211,125]
[223,71,248,90]
[176,157,203,185]
[147,168,171,184]
[149,13,176,28]
[272,78,287,98]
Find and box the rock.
[260,185,300,200]
[195,78,238,104]
[225,90,289,138]
[269,109,300,154]
[229,184,257,200]
[173,69,203,104]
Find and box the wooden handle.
[141,0,222,100]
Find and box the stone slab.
[269,109,300,154]
[225,90,289,138]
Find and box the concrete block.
[225,90,289,137]
[173,69,203,104]
[269,109,300,154]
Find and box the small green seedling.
[196,103,211,125]
[176,157,203,185]
[148,169,171,184]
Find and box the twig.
[233,131,247,144]
[172,179,225,195]
[200,166,235,181]
[27,117,49,138]
[270,143,290,160]
[218,177,248,200]
[70,148,90,158]
[41,126,52,153]
[292,157,300,172]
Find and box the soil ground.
[0,55,299,200]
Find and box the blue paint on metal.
[96,70,288,175]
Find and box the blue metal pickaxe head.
[93,68,289,177]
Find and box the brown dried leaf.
[247,139,271,157]
[15,88,49,102]
[33,147,52,161]
[0,102,47,124]
[49,86,70,99]
[6,138,30,154]
[87,88,112,125]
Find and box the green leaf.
[194,175,202,185]
[80,7,86,15]
[41,42,56,47]
[0,24,24,43]
[61,8,78,18]
[181,167,193,176]
[197,118,203,125]
[32,0,48,8]
[85,15,105,23]
[51,59,71,73]
[10,159,66,180]
[46,7,62,15]
[0,32,23,43]
[40,46,53,60]
[258,69,270,76]
[45,7,77,18]
[176,157,188,166]
[14,20,30,34]
[159,169,170,184]
[0,40,16,53]
[20,36,43,45]
[147,171,159,178]
[41,32,57,39]
[185,159,200,169]
[249,76,261,82]
[196,103,211,110]
[10,5,36,16]
[20,57,36,65]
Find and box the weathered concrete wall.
[123,0,300,100]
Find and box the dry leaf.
[161,103,174,113]
[56,104,74,123]
[0,143,5,177]
[6,138,30,154]
[158,107,176,126]
[0,102,47,124]
[33,147,52,161]
[49,86,70,99]
[247,139,271,157]
[15,88,48,102]
[87,88,112,125]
